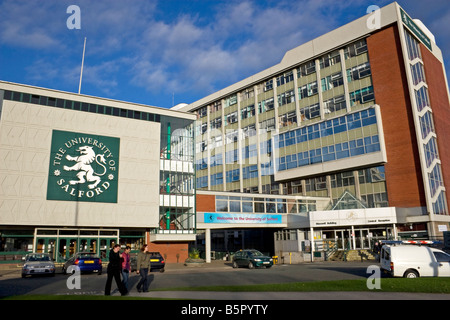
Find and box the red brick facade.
[367,25,426,208]
[420,43,450,209]
[147,241,189,263]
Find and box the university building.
[0,81,196,262]
[0,2,449,263]
[177,2,450,261]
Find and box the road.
[1,261,450,300]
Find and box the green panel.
[47,130,120,203]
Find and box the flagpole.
[78,37,86,94]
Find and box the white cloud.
[1,0,448,104]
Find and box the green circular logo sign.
[47,130,120,203]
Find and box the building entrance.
[324,227,393,251]
[34,228,119,262]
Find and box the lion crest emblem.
[63,146,107,189]
[47,130,120,203]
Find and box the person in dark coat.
[104,244,128,296]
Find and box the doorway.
[334,229,351,250]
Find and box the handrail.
[324,241,338,260]
[343,241,351,262]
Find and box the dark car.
[232,249,273,269]
[63,252,102,275]
[22,253,56,278]
[130,251,165,273]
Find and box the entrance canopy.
[288,207,397,229]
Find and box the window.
[242,124,257,139]
[260,161,274,176]
[196,123,207,135]
[197,176,208,188]
[241,88,254,101]
[216,196,228,211]
[241,104,255,120]
[433,192,447,215]
[315,177,327,190]
[419,111,435,139]
[210,153,222,167]
[278,90,295,106]
[324,95,346,114]
[242,165,258,179]
[224,111,238,125]
[298,81,318,100]
[344,39,368,59]
[424,137,439,168]
[331,171,355,188]
[347,62,371,82]
[229,197,241,212]
[209,101,222,113]
[298,61,316,77]
[264,79,273,92]
[226,169,239,183]
[258,97,274,113]
[434,252,450,263]
[265,199,276,213]
[410,62,426,85]
[210,117,222,129]
[279,112,297,128]
[350,86,374,106]
[320,50,341,69]
[196,106,207,119]
[242,199,253,212]
[242,144,257,159]
[415,86,430,112]
[225,130,239,143]
[299,103,320,120]
[360,166,386,184]
[259,118,275,131]
[225,148,238,164]
[321,72,344,91]
[404,30,421,61]
[211,172,224,186]
[196,141,207,153]
[429,162,443,199]
[276,71,294,86]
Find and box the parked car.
[380,245,450,278]
[232,249,273,269]
[63,252,102,275]
[21,253,55,278]
[130,252,165,273]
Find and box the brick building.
[177,2,450,260]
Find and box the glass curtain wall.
[159,116,196,234]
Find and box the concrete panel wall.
[0,100,161,228]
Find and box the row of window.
[404,29,447,215]
[197,39,369,120]
[201,84,374,136]
[275,108,378,148]
[276,135,381,172]
[215,195,317,214]
[3,90,161,123]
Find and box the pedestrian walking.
[104,244,128,296]
[136,244,151,292]
[121,246,131,290]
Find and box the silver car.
[22,253,56,278]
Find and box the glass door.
[100,238,117,261]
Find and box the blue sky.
[0,0,449,109]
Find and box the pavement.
[132,290,450,300]
[3,260,450,300]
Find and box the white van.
[380,245,450,278]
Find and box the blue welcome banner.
[205,213,282,224]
